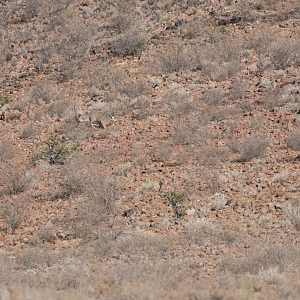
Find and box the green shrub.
[0,96,11,108]
[165,188,186,218]
[41,134,80,165]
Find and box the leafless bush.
[46,100,71,118]
[158,44,193,74]
[0,141,17,161]
[17,248,57,270]
[131,147,149,166]
[183,18,204,39]
[183,219,238,247]
[38,225,56,243]
[74,170,120,238]
[111,26,146,57]
[129,97,153,120]
[29,81,57,104]
[153,143,173,162]
[248,29,273,59]
[221,243,300,275]
[20,122,41,139]
[164,92,197,119]
[23,0,52,20]
[269,38,300,70]
[111,13,134,34]
[86,65,123,92]
[285,198,300,231]
[201,169,223,194]
[119,81,151,98]
[239,99,253,114]
[0,163,31,195]
[202,90,223,106]
[264,87,294,109]
[230,82,249,100]
[60,159,89,197]
[287,130,300,152]
[1,195,29,232]
[172,126,194,145]
[238,136,269,162]
[195,146,229,167]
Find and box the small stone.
[149,221,156,228]
[58,233,66,239]
[186,208,195,216]
[22,238,29,244]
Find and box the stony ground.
[1,0,300,299]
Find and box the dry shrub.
[248,29,274,59]
[0,163,32,195]
[0,141,17,161]
[184,219,239,247]
[153,142,173,162]
[172,126,194,145]
[206,60,243,82]
[202,89,223,106]
[0,252,14,284]
[60,158,90,197]
[111,26,145,57]
[38,225,56,243]
[20,122,41,139]
[29,81,58,104]
[130,97,153,120]
[183,18,204,39]
[156,44,193,74]
[164,92,197,119]
[239,136,269,162]
[119,81,151,98]
[86,65,123,92]
[239,99,253,114]
[1,195,30,232]
[221,243,300,275]
[287,130,300,152]
[17,248,58,270]
[285,198,300,231]
[201,169,223,194]
[59,117,93,142]
[230,82,249,100]
[195,146,229,167]
[269,38,300,69]
[70,166,121,237]
[264,87,294,109]
[111,13,134,34]
[88,231,173,259]
[131,146,149,166]
[194,38,243,81]
[46,100,71,118]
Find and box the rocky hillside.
[1,0,300,299]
